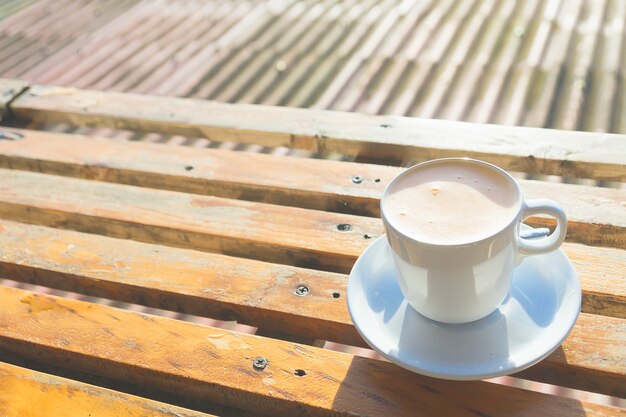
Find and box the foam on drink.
[383,161,519,245]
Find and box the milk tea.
[383,160,520,245]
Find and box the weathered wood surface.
[0,216,622,356]
[0,220,356,346]
[517,314,626,398]
[564,242,626,320]
[0,127,386,217]
[0,79,623,414]
[0,167,614,277]
[0,79,28,121]
[0,286,623,416]
[0,361,216,417]
[0,160,622,267]
[0,168,381,273]
[0,220,623,396]
[6,84,626,181]
[0,129,624,247]
[516,180,626,248]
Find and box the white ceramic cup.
[381,158,567,324]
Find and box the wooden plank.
[0,127,386,217]
[0,129,624,248]
[0,212,620,396]
[0,168,622,281]
[7,84,626,181]
[516,180,626,248]
[0,78,28,121]
[0,286,622,416]
[0,220,357,346]
[0,221,626,395]
[565,242,626,320]
[0,361,217,417]
[534,313,626,398]
[516,315,626,400]
[0,219,622,357]
[0,168,382,273]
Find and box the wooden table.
[0,78,624,416]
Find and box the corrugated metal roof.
[0,0,625,134]
[0,0,38,20]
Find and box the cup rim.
[380,158,523,248]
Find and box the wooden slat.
[515,180,626,248]
[0,129,624,248]
[0,78,28,121]
[0,168,622,280]
[516,315,626,399]
[0,220,623,395]
[0,220,357,346]
[0,286,622,417]
[0,127,386,217]
[0,361,216,417]
[0,216,622,337]
[6,83,626,181]
[0,168,382,273]
[566,243,626,319]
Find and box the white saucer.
[347,233,581,380]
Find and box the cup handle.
[517,199,567,256]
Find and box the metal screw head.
[253,357,268,370]
[337,223,352,232]
[351,175,364,184]
[295,285,310,297]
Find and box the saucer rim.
[347,233,581,381]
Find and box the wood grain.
[0,220,357,346]
[517,180,626,248]
[0,217,623,340]
[0,219,623,353]
[0,127,387,217]
[0,129,624,246]
[0,286,622,417]
[0,168,383,273]
[0,80,623,414]
[0,156,626,272]
[0,229,624,397]
[0,78,28,121]
[516,314,626,398]
[565,242,626,319]
[0,361,216,417]
[7,84,626,181]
